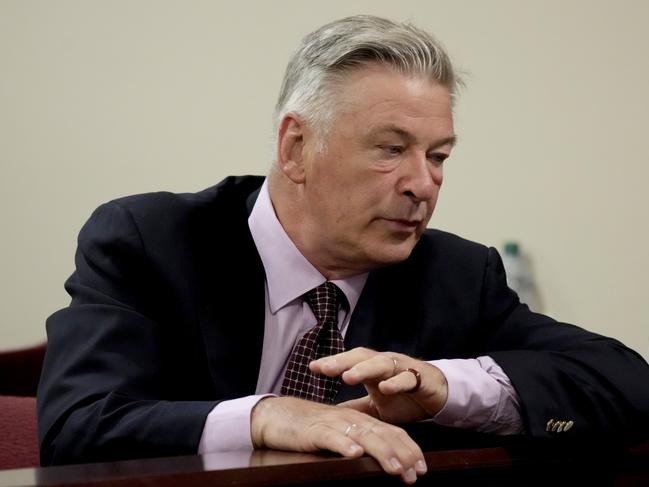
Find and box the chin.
[369,242,417,266]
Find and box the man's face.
[299,64,456,276]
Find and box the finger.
[348,421,425,484]
[338,396,380,417]
[378,369,420,395]
[309,424,365,459]
[310,347,377,376]
[388,423,428,477]
[341,354,396,385]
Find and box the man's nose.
[399,153,441,202]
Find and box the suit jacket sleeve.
[38,201,219,466]
[479,247,649,441]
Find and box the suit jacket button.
[563,420,574,431]
[546,419,555,432]
[557,421,566,432]
[552,420,561,432]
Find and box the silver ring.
[344,423,357,437]
[391,357,399,376]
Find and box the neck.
[267,170,363,280]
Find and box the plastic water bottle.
[501,241,542,312]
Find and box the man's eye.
[428,153,448,165]
[381,145,404,156]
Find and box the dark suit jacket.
[38,175,649,466]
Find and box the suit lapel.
[336,275,379,402]
[197,183,267,399]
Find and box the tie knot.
[305,281,345,325]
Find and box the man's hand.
[310,348,448,424]
[250,396,427,484]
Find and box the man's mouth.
[383,218,421,231]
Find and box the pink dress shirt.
[198,180,523,453]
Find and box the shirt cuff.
[430,356,524,435]
[198,394,274,453]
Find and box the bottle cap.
[504,241,520,256]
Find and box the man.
[38,15,649,484]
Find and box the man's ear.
[276,113,306,184]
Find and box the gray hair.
[273,15,460,149]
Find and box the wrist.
[250,396,275,449]
[422,362,449,414]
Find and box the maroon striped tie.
[281,282,346,403]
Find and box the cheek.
[426,192,439,214]
[330,193,375,230]
[424,196,439,225]
[433,166,444,186]
[352,189,384,216]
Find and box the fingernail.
[390,457,403,472]
[405,468,417,483]
[416,460,427,474]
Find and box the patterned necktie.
[281,281,346,403]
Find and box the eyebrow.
[369,125,457,149]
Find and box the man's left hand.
[310,348,448,424]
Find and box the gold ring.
[391,357,399,376]
[344,423,357,437]
[405,368,421,393]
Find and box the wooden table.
[1,434,647,486]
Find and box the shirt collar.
[248,179,367,314]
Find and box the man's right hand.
[250,396,427,484]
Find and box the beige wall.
[1,0,648,360]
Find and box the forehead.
[332,64,454,141]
